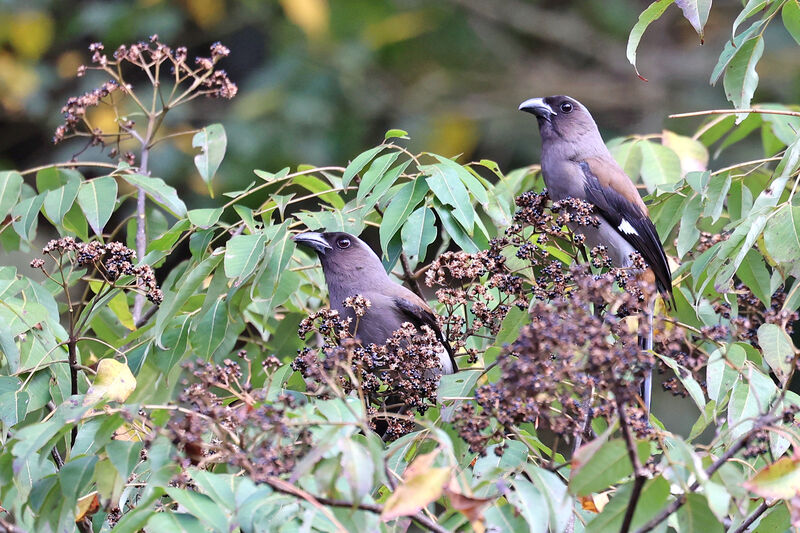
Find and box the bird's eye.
[336,237,351,249]
[559,101,573,113]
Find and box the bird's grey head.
[292,230,388,287]
[519,95,602,148]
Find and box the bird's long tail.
[639,300,655,414]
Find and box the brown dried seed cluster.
[55,37,237,144]
[293,315,444,439]
[32,237,162,303]
[168,359,310,481]
[453,269,657,454]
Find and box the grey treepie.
[292,230,457,375]
[520,95,674,410]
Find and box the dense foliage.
[2,1,800,532]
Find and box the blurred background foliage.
[3,0,799,202]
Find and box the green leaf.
[713,214,768,293]
[384,129,409,140]
[0,171,23,219]
[342,145,385,188]
[11,194,44,242]
[224,233,267,286]
[707,344,746,403]
[586,476,670,533]
[675,0,711,38]
[292,174,345,209]
[147,513,205,533]
[59,455,98,503]
[379,178,429,251]
[728,363,777,439]
[62,202,88,241]
[434,201,479,253]
[736,249,772,306]
[155,315,192,373]
[121,174,187,217]
[626,0,676,80]
[429,154,489,205]
[165,487,230,532]
[783,0,800,45]
[189,469,237,508]
[400,206,436,262]
[609,139,643,178]
[764,205,800,276]
[357,152,400,200]
[192,124,227,196]
[437,370,481,403]
[154,253,223,348]
[358,159,411,204]
[0,388,28,426]
[677,194,702,259]
[702,172,731,223]
[711,19,764,85]
[723,35,764,115]
[191,297,228,360]
[570,439,650,496]
[508,477,548,533]
[43,177,80,225]
[423,163,474,232]
[758,323,795,386]
[639,141,682,191]
[76,176,117,236]
[106,440,143,479]
[656,353,706,412]
[732,0,771,38]
[677,493,724,533]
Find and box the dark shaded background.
[3,0,798,197]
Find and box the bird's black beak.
[519,97,556,121]
[292,231,332,255]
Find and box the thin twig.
[633,413,783,533]
[400,252,425,298]
[263,475,449,533]
[134,304,158,329]
[731,501,770,533]
[19,161,119,176]
[670,108,800,119]
[617,399,647,533]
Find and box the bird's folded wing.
[392,295,458,372]
[580,157,674,303]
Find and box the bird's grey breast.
[540,152,586,202]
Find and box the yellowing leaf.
[662,130,709,174]
[85,359,136,404]
[109,292,135,330]
[382,450,451,521]
[75,491,100,521]
[280,0,329,39]
[382,467,451,521]
[744,455,800,500]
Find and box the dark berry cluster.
[167,358,310,480]
[293,312,444,439]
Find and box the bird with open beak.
[292,230,457,375]
[519,95,674,410]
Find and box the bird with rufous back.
[520,95,674,411]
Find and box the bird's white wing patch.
[618,219,639,236]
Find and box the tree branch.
[617,400,647,533]
[263,476,449,533]
[633,413,783,533]
[731,501,770,533]
[400,252,425,299]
